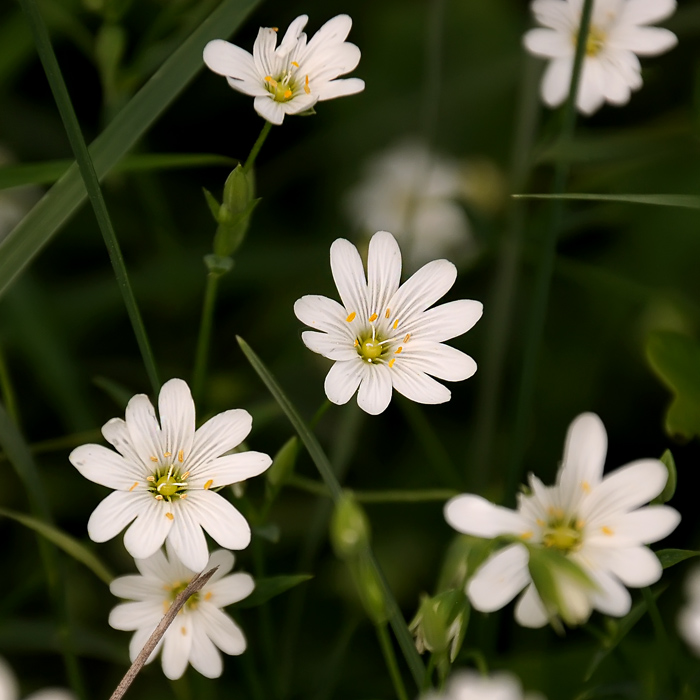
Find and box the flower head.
[422,669,545,700]
[109,543,253,680]
[294,231,483,415]
[70,378,271,572]
[524,0,678,114]
[0,656,74,700]
[444,413,680,627]
[203,14,364,125]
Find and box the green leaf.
[512,193,700,209]
[652,450,677,504]
[0,0,260,299]
[0,507,113,585]
[235,574,313,609]
[646,331,700,441]
[656,548,700,569]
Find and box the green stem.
[244,121,273,174]
[192,273,221,405]
[423,655,436,692]
[0,347,19,426]
[0,428,102,464]
[641,587,675,692]
[18,0,160,396]
[504,0,594,499]
[376,623,410,700]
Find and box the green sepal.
[204,254,234,276]
[651,449,677,504]
[295,107,317,117]
[348,552,388,626]
[203,188,221,222]
[409,589,468,662]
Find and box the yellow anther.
[147,475,155,482]
[150,456,158,462]
[155,494,164,501]
[181,626,187,636]
[304,75,310,94]
[385,308,391,318]
[164,451,172,458]
[180,494,187,499]
[291,61,300,67]
[264,76,278,88]
[178,449,184,463]
[536,518,545,527]
[204,479,214,490]
[601,526,614,536]
[521,531,533,540]
[354,339,359,347]
[284,89,293,99]
[181,471,190,479]
[403,333,411,343]
[346,312,356,322]
[396,346,403,354]
[165,512,174,520]
[581,481,591,493]
[129,482,139,492]
[369,313,378,322]
[271,27,278,32]
[205,591,213,601]
[393,319,399,330]
[575,519,586,530]
[388,359,396,368]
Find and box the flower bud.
[350,554,388,626]
[330,493,371,559]
[409,589,468,661]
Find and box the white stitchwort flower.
[109,542,253,680]
[203,14,364,125]
[70,378,271,572]
[422,669,545,700]
[677,566,700,656]
[294,230,483,415]
[0,656,74,700]
[524,0,677,114]
[444,412,680,627]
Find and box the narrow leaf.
[512,193,700,210]
[235,574,313,609]
[656,548,700,569]
[652,450,677,505]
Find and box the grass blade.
[0,0,261,299]
[512,193,700,210]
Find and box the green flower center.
[360,338,383,361]
[167,581,201,610]
[148,466,188,501]
[576,26,607,56]
[264,65,310,103]
[541,510,584,553]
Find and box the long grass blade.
[513,193,700,210]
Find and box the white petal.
[134,546,175,581]
[110,573,165,601]
[620,0,677,26]
[203,39,260,86]
[188,409,252,473]
[158,379,195,465]
[276,15,308,57]
[514,584,549,628]
[541,57,573,108]
[207,573,255,607]
[387,260,457,328]
[123,500,174,560]
[324,360,366,406]
[467,544,530,612]
[225,75,268,98]
[253,96,285,125]
[161,616,193,680]
[524,28,573,58]
[600,546,662,587]
[281,93,318,115]
[587,505,680,547]
[531,0,575,31]
[599,57,634,104]
[128,625,162,665]
[189,621,223,678]
[304,14,353,53]
[301,330,357,361]
[410,299,483,343]
[294,294,355,338]
[330,238,368,320]
[0,656,19,700]
[366,231,402,319]
[109,601,163,631]
[189,451,271,489]
[316,77,365,101]
[445,494,531,538]
[87,491,148,543]
[25,690,75,700]
[102,417,145,467]
[203,549,235,583]
[69,444,143,490]
[390,364,451,404]
[356,364,393,415]
[582,459,667,522]
[399,342,477,382]
[611,26,677,55]
[577,59,607,115]
[183,490,251,552]
[125,394,163,465]
[589,569,631,616]
[198,604,247,655]
[167,504,210,572]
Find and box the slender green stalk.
[641,587,675,692]
[421,0,446,147]
[376,623,410,700]
[244,121,273,174]
[0,428,102,464]
[504,0,594,499]
[423,655,437,692]
[192,273,221,404]
[0,347,19,426]
[18,0,160,395]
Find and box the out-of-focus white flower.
[422,669,545,700]
[0,656,74,700]
[203,14,364,125]
[445,412,680,627]
[523,0,678,114]
[70,378,271,572]
[678,567,700,656]
[294,230,483,415]
[109,543,253,680]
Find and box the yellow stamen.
[180,494,188,499]
[181,471,190,479]
[204,479,214,490]
[396,346,403,354]
[150,456,158,462]
[205,591,213,601]
[178,449,184,463]
[521,531,533,540]
[403,333,411,343]
[264,76,278,88]
[393,319,399,330]
[147,475,155,482]
[388,359,396,368]
[181,626,187,636]
[291,61,300,67]
[354,339,359,347]
[602,526,614,536]
[581,481,591,493]
[369,313,378,322]
[271,27,278,32]
[536,518,545,527]
[164,451,172,458]
[385,308,391,318]
[165,512,174,520]
[284,89,293,99]
[346,312,356,322]
[304,75,310,94]
[155,494,164,501]
[575,519,586,530]
[129,482,139,492]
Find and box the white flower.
[523,0,677,114]
[293,231,483,415]
[677,566,700,656]
[70,378,271,572]
[422,669,545,700]
[203,14,364,125]
[0,656,74,700]
[109,542,253,680]
[444,412,680,627]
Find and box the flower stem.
[244,120,273,174]
[18,0,160,396]
[504,0,594,500]
[0,347,19,426]
[192,272,221,405]
[376,623,410,700]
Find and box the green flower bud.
[409,589,468,661]
[330,493,371,559]
[350,554,388,626]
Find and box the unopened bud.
[212,165,260,259]
[330,493,371,559]
[409,589,467,661]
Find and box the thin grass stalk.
[192,273,220,404]
[244,121,273,174]
[18,0,160,395]
[504,0,595,499]
[376,623,410,700]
